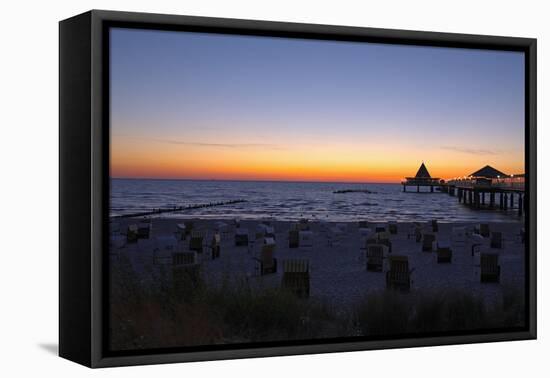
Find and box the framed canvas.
[59,10,537,368]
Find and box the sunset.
[110,28,524,182]
[107,26,527,352]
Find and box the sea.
[110,178,522,223]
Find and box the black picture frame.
[59,9,537,368]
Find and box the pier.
[403,163,525,217]
[401,162,442,193]
[443,166,525,217]
[110,199,247,219]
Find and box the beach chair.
[257,222,276,239]
[375,224,386,233]
[386,256,413,291]
[282,259,310,298]
[422,233,436,252]
[172,251,197,266]
[235,228,249,246]
[172,252,201,292]
[377,236,392,253]
[176,223,186,240]
[289,227,300,248]
[211,233,221,259]
[127,224,138,243]
[366,244,386,272]
[480,253,500,283]
[431,219,439,233]
[184,220,194,238]
[299,230,313,248]
[476,223,490,237]
[189,230,205,253]
[490,232,503,249]
[388,222,398,235]
[451,226,467,243]
[297,219,310,231]
[137,221,151,239]
[365,236,378,247]
[358,220,370,229]
[436,246,452,263]
[256,244,277,275]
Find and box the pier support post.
[518,194,523,216]
[490,192,495,208]
[510,193,514,208]
[431,185,434,193]
[482,192,485,205]
[504,193,508,210]
[468,190,473,206]
[499,193,504,210]
[417,185,420,193]
[403,185,406,192]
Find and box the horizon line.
[110,177,402,185]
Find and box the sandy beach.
[110,217,525,313]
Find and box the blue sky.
[110,27,525,181]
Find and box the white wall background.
[0,0,547,376]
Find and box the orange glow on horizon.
[110,134,524,183]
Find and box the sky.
[110,27,525,183]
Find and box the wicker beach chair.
[175,223,187,240]
[451,226,467,243]
[299,230,313,247]
[431,219,439,233]
[436,246,452,263]
[172,252,200,292]
[256,244,277,275]
[172,251,197,266]
[377,235,392,253]
[422,233,436,252]
[477,223,490,237]
[375,224,386,233]
[366,244,386,271]
[490,232,503,249]
[289,227,300,248]
[358,220,369,229]
[189,230,205,253]
[137,220,151,239]
[127,224,138,243]
[211,233,221,259]
[282,259,310,298]
[386,256,413,291]
[235,228,249,247]
[480,253,500,283]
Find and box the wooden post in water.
[417,185,420,193]
[482,192,485,205]
[490,192,495,208]
[430,185,434,193]
[510,193,514,208]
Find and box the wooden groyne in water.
[111,199,247,219]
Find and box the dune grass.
[109,256,525,350]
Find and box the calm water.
[110,179,521,222]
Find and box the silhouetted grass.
[354,287,525,337]
[109,256,525,350]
